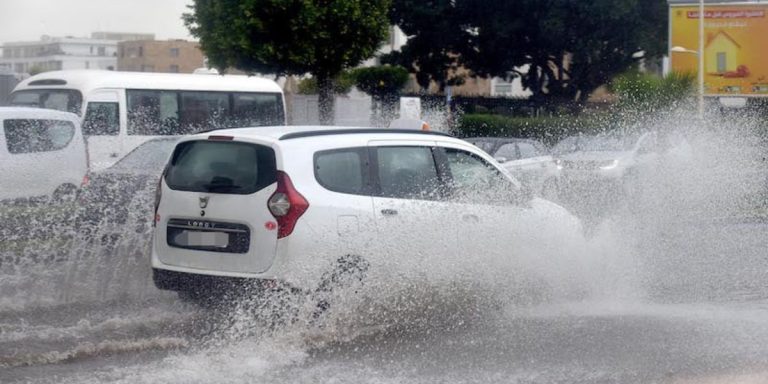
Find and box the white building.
[0,32,154,75]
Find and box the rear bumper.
[152,267,277,293]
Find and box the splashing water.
[1,107,768,383]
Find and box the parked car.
[553,131,694,195]
[553,132,657,188]
[464,137,559,198]
[0,107,88,203]
[79,137,179,228]
[151,127,583,302]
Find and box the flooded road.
[2,219,767,384]
[2,122,767,384]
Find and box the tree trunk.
[317,73,334,125]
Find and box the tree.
[384,0,469,92]
[297,71,356,95]
[388,0,667,104]
[460,0,668,104]
[352,65,410,125]
[184,0,391,124]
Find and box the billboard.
[670,3,768,96]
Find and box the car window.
[165,140,276,194]
[375,146,441,200]
[494,143,519,160]
[315,148,367,195]
[444,147,516,204]
[517,142,539,159]
[3,119,75,154]
[83,102,120,136]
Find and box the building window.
[141,64,154,72]
[169,64,180,73]
[138,47,143,57]
[90,46,94,54]
[98,46,106,56]
[170,48,180,57]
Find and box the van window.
[9,89,83,115]
[315,148,367,195]
[232,93,284,127]
[375,146,441,200]
[83,102,119,136]
[127,90,180,135]
[165,140,276,195]
[179,91,230,132]
[3,119,75,154]
[127,89,284,136]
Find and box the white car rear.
[151,127,582,297]
[0,107,88,201]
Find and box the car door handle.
[381,209,398,216]
[462,214,479,223]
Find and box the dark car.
[79,137,179,230]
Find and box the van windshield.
[9,90,83,115]
[164,140,276,194]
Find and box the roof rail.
[279,128,453,141]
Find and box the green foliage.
[385,0,469,91]
[457,114,606,145]
[610,71,696,113]
[351,65,409,97]
[297,71,356,95]
[28,65,45,76]
[389,0,668,101]
[184,0,391,123]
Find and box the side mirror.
[495,156,508,164]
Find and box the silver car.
[465,137,560,197]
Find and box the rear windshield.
[3,119,76,154]
[164,140,276,194]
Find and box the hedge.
[455,113,611,145]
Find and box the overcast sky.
[0,0,193,45]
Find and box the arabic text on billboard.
[670,4,768,96]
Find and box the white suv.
[151,127,582,299]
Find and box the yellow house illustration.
[705,30,742,74]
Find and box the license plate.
[177,231,229,248]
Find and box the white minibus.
[9,70,285,170]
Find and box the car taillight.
[267,171,308,239]
[153,177,163,227]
